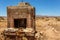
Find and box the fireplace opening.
[14,18,27,28]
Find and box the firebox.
[14,18,27,28]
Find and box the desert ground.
[0,16,60,40]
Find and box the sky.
[0,0,60,16]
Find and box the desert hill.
[0,16,60,40]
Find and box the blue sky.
[0,0,60,16]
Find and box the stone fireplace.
[3,2,36,40]
[7,2,35,29]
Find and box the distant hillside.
[0,16,7,28]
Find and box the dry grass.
[36,16,60,40]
